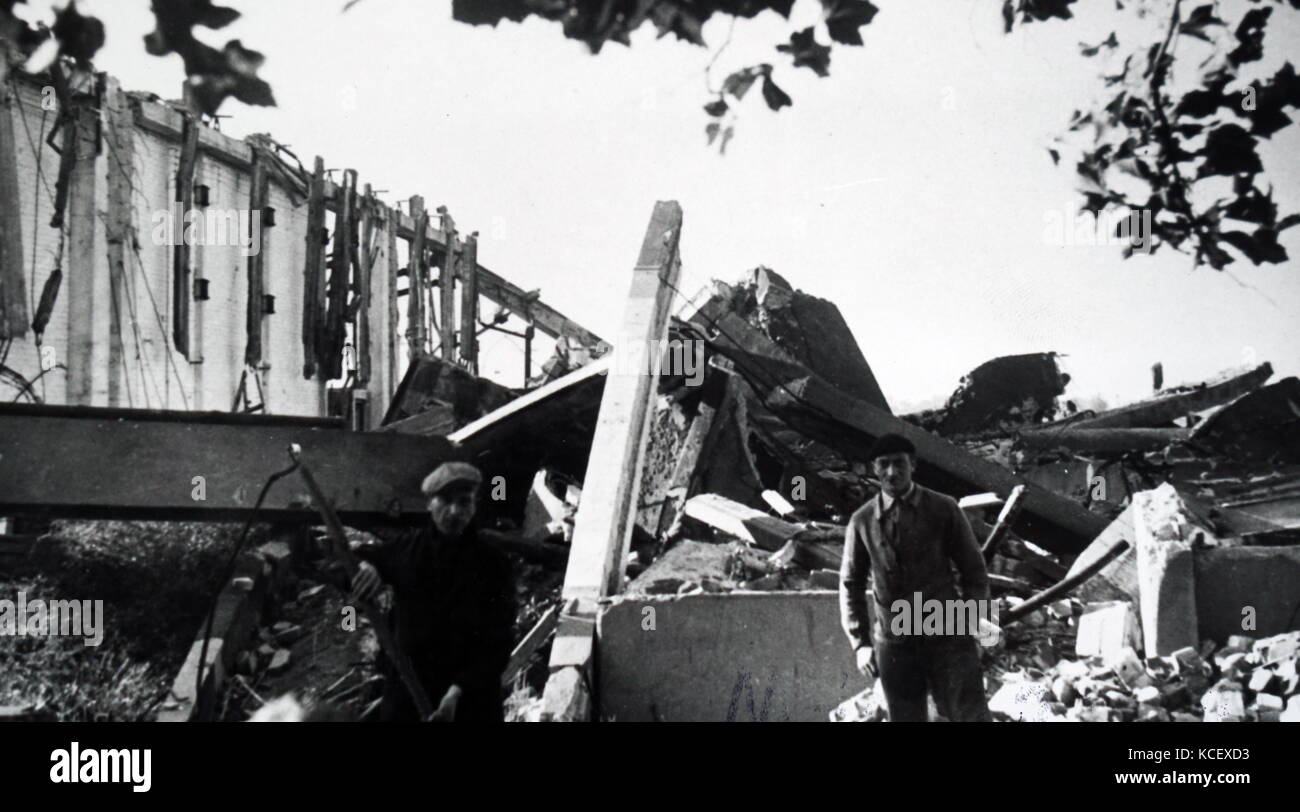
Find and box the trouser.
[874,634,992,722]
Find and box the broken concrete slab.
[1195,545,1300,644]
[1075,601,1142,661]
[690,267,890,411]
[597,591,868,722]
[1133,484,1207,657]
[683,493,802,551]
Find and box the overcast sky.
[33,0,1300,410]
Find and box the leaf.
[1174,87,1226,118]
[1228,6,1271,66]
[777,27,831,77]
[1197,124,1262,177]
[1223,185,1277,225]
[51,1,105,66]
[704,98,729,117]
[1048,148,1060,165]
[706,121,721,145]
[1002,0,1015,34]
[1221,228,1287,265]
[821,0,879,46]
[723,67,761,100]
[1079,32,1117,57]
[1178,4,1225,43]
[761,74,792,110]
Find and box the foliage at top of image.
[1051,0,1300,270]
[3,0,1298,270]
[1,0,272,114]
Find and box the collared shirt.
[838,483,989,649]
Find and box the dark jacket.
[353,522,516,721]
[839,483,989,649]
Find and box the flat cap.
[867,433,916,460]
[421,462,483,496]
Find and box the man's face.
[872,452,915,497]
[428,487,477,537]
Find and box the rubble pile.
[257,264,1298,723]
[987,627,1300,723]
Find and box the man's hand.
[855,645,876,678]
[350,560,383,603]
[428,685,463,723]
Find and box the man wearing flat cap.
[350,461,516,722]
[839,433,992,722]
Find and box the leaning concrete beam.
[1068,363,1273,430]
[762,373,1107,554]
[1018,427,1189,454]
[541,201,683,722]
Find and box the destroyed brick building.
[1,65,1298,724]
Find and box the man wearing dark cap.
[350,461,516,722]
[839,433,993,722]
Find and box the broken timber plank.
[541,201,683,723]
[1067,363,1273,429]
[759,372,1107,554]
[502,605,560,688]
[981,484,1027,560]
[683,493,801,551]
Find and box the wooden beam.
[103,78,134,404]
[301,157,327,379]
[541,201,683,722]
[356,187,376,387]
[65,99,103,404]
[459,232,479,372]
[407,196,427,360]
[322,170,355,380]
[439,208,457,360]
[0,66,28,339]
[502,605,560,688]
[244,143,270,367]
[171,113,199,357]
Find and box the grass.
[0,519,260,721]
